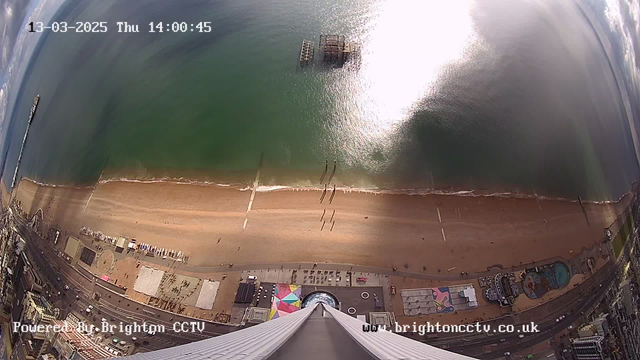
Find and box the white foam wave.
[18,176,625,204]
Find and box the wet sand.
[11,178,630,273]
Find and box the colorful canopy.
[269,284,302,320]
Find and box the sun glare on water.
[330,0,477,171]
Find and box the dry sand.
[12,178,630,274]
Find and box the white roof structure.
[195,280,220,310]
[463,288,478,307]
[133,266,165,297]
[121,304,477,360]
[64,236,81,258]
[324,305,475,360]
[115,237,127,248]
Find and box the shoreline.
[21,176,628,205]
[10,176,630,274]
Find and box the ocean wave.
[22,178,93,190]
[97,176,245,188]
[19,176,624,204]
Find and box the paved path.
[57,217,574,284]
[12,208,620,357]
[477,261,619,359]
[141,255,569,281]
[17,222,237,344]
[420,260,617,358]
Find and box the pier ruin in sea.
[299,40,314,67]
[299,35,361,69]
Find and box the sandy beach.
[11,178,630,274]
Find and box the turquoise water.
[3,0,640,200]
[554,262,570,288]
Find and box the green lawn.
[613,213,634,257]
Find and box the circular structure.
[95,250,115,274]
[361,291,370,299]
[347,307,356,315]
[302,291,339,309]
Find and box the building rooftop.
[247,307,270,323]
[26,291,55,317]
[572,335,605,344]
[49,320,113,359]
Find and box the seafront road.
[15,211,617,357]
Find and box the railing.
[323,304,476,360]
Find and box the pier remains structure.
[319,34,361,68]
[299,35,360,69]
[342,41,361,68]
[299,40,315,67]
[320,35,345,65]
